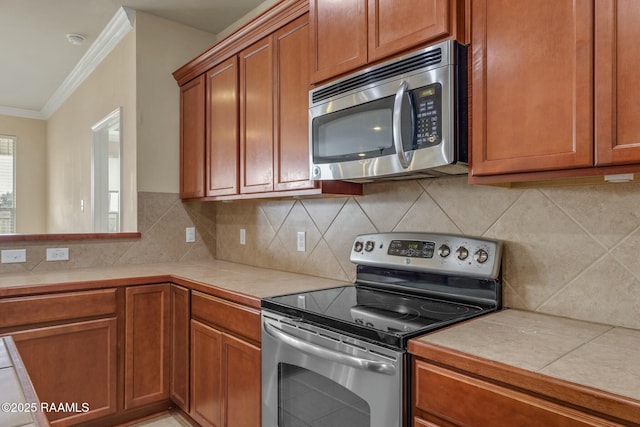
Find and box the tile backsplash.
[2,179,639,330]
[216,176,640,330]
[0,192,215,274]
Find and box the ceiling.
[0,0,266,116]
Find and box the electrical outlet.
[46,248,69,261]
[186,227,196,243]
[1,249,26,264]
[240,228,246,245]
[297,231,306,252]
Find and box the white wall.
[0,115,47,233]
[47,31,137,233]
[135,12,217,194]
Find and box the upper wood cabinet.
[275,15,315,191]
[206,57,239,197]
[180,75,206,199]
[310,0,461,83]
[174,2,363,201]
[470,0,593,178]
[470,0,640,183]
[240,36,275,194]
[595,0,640,166]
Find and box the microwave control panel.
[412,83,442,148]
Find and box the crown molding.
[0,106,45,120]
[40,7,136,119]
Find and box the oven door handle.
[393,80,413,169]
[263,321,396,375]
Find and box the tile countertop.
[0,260,348,306]
[0,337,48,426]
[409,308,640,406]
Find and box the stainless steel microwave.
[309,40,468,182]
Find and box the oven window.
[278,363,370,426]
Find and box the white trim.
[40,7,136,119]
[0,106,44,120]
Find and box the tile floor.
[129,412,193,427]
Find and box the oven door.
[262,311,404,427]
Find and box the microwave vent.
[312,48,443,104]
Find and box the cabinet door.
[207,57,239,196]
[190,320,223,427]
[180,75,206,199]
[240,37,275,194]
[414,360,615,426]
[309,0,367,83]
[470,0,593,177]
[12,318,117,425]
[125,284,170,409]
[170,285,190,412]
[274,15,317,192]
[595,0,640,165]
[223,333,261,427]
[367,0,449,62]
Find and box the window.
[0,135,16,234]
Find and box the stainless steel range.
[261,232,503,427]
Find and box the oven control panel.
[351,232,502,279]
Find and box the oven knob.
[365,241,375,252]
[455,246,469,260]
[354,241,363,252]
[474,249,489,264]
[438,244,451,257]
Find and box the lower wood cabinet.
[190,291,261,427]
[190,319,261,427]
[170,284,190,412]
[412,359,626,427]
[12,318,118,426]
[125,284,171,409]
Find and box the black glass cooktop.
[261,285,493,349]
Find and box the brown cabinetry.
[13,320,118,426]
[124,284,171,409]
[275,15,314,191]
[174,2,362,201]
[170,284,190,412]
[180,75,206,199]
[310,0,462,83]
[2,290,118,426]
[470,0,640,183]
[239,36,275,194]
[413,360,618,426]
[595,0,640,166]
[206,57,239,197]
[409,340,637,426]
[190,291,261,427]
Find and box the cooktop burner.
[261,285,488,348]
[261,232,503,349]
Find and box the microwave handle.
[393,81,413,169]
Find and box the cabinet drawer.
[414,360,617,427]
[191,291,260,343]
[0,289,117,329]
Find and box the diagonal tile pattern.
[3,178,640,330]
[215,176,640,329]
